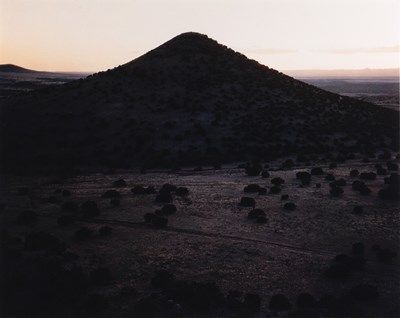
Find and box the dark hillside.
[0,32,398,174]
[0,64,38,73]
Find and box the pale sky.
[0,0,399,72]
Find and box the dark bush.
[324,264,352,280]
[101,190,120,198]
[176,187,189,196]
[155,192,173,203]
[161,204,177,215]
[281,194,289,200]
[226,290,242,309]
[270,185,281,194]
[17,187,29,195]
[261,170,270,178]
[269,294,292,311]
[325,174,335,181]
[240,197,256,207]
[256,216,268,224]
[352,206,363,214]
[83,294,108,315]
[352,242,364,256]
[281,159,295,169]
[99,226,112,236]
[359,172,376,180]
[160,183,177,193]
[258,187,267,195]
[90,267,112,285]
[376,166,387,175]
[151,270,175,288]
[62,189,71,197]
[17,210,37,224]
[387,162,399,171]
[296,293,316,309]
[311,167,324,175]
[283,202,296,211]
[144,212,156,223]
[271,177,285,186]
[57,215,74,226]
[81,201,99,217]
[349,284,379,302]
[329,162,337,169]
[330,187,343,196]
[296,171,311,185]
[152,216,168,228]
[243,293,261,312]
[112,179,126,187]
[248,209,265,219]
[350,170,359,177]
[75,227,93,240]
[373,246,397,263]
[46,196,58,203]
[110,198,120,207]
[244,184,260,193]
[245,161,262,176]
[24,231,61,251]
[62,201,79,212]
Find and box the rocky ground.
[1,155,399,317]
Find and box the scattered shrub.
[99,226,112,236]
[62,189,71,197]
[349,284,379,302]
[75,227,93,240]
[311,167,324,175]
[90,267,112,285]
[81,201,99,217]
[144,212,156,223]
[152,216,168,228]
[62,201,79,212]
[243,293,261,312]
[270,185,281,194]
[161,204,177,215]
[17,187,29,195]
[352,206,363,214]
[256,216,268,224]
[176,187,189,196]
[330,187,343,196]
[239,197,256,207]
[261,170,270,178]
[359,172,376,180]
[57,215,74,226]
[110,198,120,207]
[271,177,285,186]
[244,184,260,193]
[350,170,359,177]
[17,210,37,224]
[112,179,127,187]
[283,202,296,211]
[101,190,120,198]
[296,293,316,309]
[269,294,292,311]
[248,209,265,219]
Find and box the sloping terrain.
[0,32,398,174]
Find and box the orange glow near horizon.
[1,0,399,73]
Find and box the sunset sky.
[1,0,399,73]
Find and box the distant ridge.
[285,68,400,78]
[0,64,39,73]
[1,32,398,173]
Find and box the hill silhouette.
[0,32,398,174]
[0,64,38,73]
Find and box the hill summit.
[0,32,398,173]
